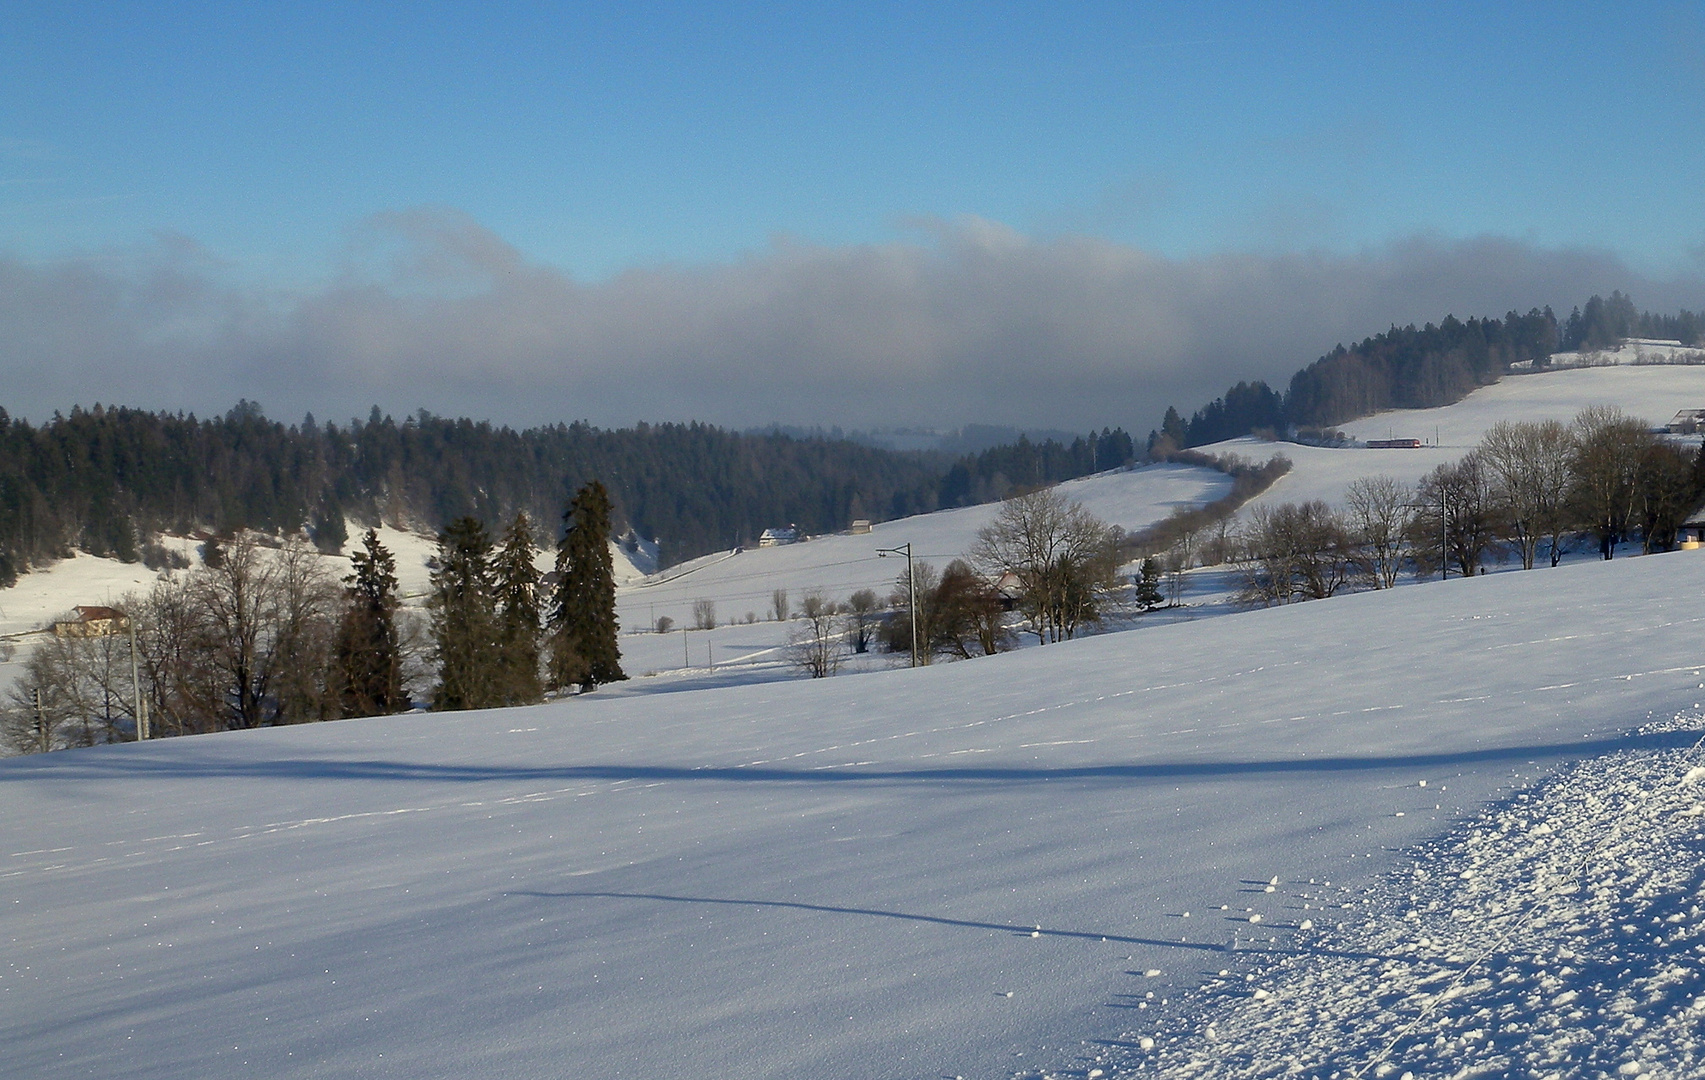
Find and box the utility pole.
[31,687,46,754]
[127,616,149,740]
[1440,487,1449,581]
[877,542,917,668]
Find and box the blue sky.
[2,2,1703,429]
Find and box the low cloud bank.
[2,209,1697,432]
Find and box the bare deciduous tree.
[692,598,716,630]
[269,540,340,723]
[786,590,844,678]
[194,534,283,729]
[1,630,131,752]
[1635,440,1697,553]
[882,561,940,664]
[1414,453,1502,578]
[1233,501,1357,606]
[1162,526,1199,606]
[932,559,1012,659]
[1479,419,1575,569]
[845,588,883,654]
[1570,406,1654,559]
[1343,475,1415,588]
[133,574,224,737]
[973,488,1122,643]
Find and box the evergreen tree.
[336,529,405,716]
[549,481,626,691]
[431,516,501,710]
[1158,407,1188,451]
[494,512,543,705]
[1135,557,1165,610]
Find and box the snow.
[615,463,1228,628]
[1117,712,1705,1079]
[610,463,1229,682]
[7,547,1705,1079]
[0,524,654,694]
[1535,339,1705,370]
[1207,365,1705,514]
[10,366,1705,1077]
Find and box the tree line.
[1,482,625,754]
[1559,291,1705,353]
[1151,295,1705,451]
[1220,411,1704,608]
[937,428,1136,508]
[0,403,1147,585]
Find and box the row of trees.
[1150,308,1561,450]
[1224,410,1704,607]
[429,481,626,711]
[1152,295,1705,454]
[1559,292,1704,352]
[0,402,1156,587]
[937,428,1137,508]
[1,483,625,754]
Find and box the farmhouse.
[1667,409,1705,435]
[757,527,798,547]
[52,606,127,638]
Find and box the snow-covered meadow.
[7,548,1705,1079]
[611,461,1231,684]
[10,364,1705,1077]
[1216,364,1705,514]
[1123,711,1705,1079]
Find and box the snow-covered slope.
[1539,338,1705,369]
[6,549,1705,1079]
[615,462,1229,629]
[1213,365,1705,514]
[611,462,1230,679]
[1126,710,1705,1078]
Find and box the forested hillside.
[0,404,1140,582]
[1159,294,1705,448]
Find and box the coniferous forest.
[1156,294,1705,450]
[0,403,1141,582]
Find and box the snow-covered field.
[1122,711,1705,1079]
[1213,364,1705,514]
[1535,339,1705,370]
[7,549,1705,1079]
[11,365,1705,1078]
[611,462,1230,683]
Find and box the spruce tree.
[431,516,501,710]
[336,529,406,716]
[1135,557,1165,610]
[549,481,626,691]
[494,512,543,705]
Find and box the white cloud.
[2,209,1699,432]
